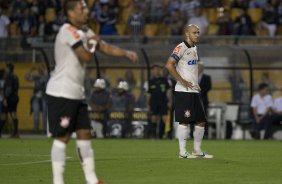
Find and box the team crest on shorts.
[184,110,191,118]
[60,116,71,128]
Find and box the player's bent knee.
[195,122,205,127]
[179,122,189,126]
[76,129,92,139]
[55,135,71,144]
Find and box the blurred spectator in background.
[250,83,274,139]
[53,10,66,29]
[249,0,268,8]
[0,7,10,38]
[163,9,184,35]
[29,0,40,17]
[188,6,208,36]
[25,65,48,132]
[146,0,164,23]
[180,0,200,22]
[136,80,149,109]
[201,0,222,8]
[0,69,6,138]
[0,7,10,50]
[124,70,136,91]
[108,0,119,15]
[100,68,111,91]
[44,18,59,37]
[146,65,172,139]
[90,0,102,20]
[260,72,277,94]
[3,63,19,138]
[270,90,282,128]
[97,3,117,35]
[100,0,110,3]
[190,61,212,139]
[127,4,145,40]
[110,80,135,137]
[3,0,282,38]
[88,0,102,36]
[258,1,278,37]
[162,67,176,139]
[11,0,28,13]
[90,78,111,138]
[39,0,62,13]
[167,0,181,15]
[278,0,282,25]
[232,8,255,35]
[231,0,249,9]
[229,70,248,103]
[18,8,36,48]
[37,15,46,37]
[111,80,135,112]
[217,8,233,35]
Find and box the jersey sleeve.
[250,96,257,108]
[4,16,10,26]
[63,25,83,49]
[170,43,184,62]
[85,28,95,38]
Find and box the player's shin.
[76,140,98,184]
[178,124,189,155]
[51,140,66,184]
[193,126,205,153]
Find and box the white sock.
[178,124,189,155]
[193,126,205,153]
[51,140,66,184]
[76,140,98,184]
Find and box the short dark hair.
[258,83,268,91]
[6,63,14,73]
[151,64,162,69]
[63,0,80,16]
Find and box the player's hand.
[180,79,193,89]
[255,116,262,124]
[125,50,138,63]
[87,38,98,53]
[192,84,201,91]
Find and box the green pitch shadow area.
[0,139,281,184]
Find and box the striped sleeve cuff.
[171,54,180,62]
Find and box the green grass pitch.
[0,139,282,184]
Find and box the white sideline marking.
[0,154,72,166]
[1,154,50,157]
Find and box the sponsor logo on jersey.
[173,45,182,55]
[67,25,80,40]
[187,59,197,65]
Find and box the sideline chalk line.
[0,153,72,166]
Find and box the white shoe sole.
[193,154,214,159]
[178,155,197,159]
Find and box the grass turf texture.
[0,139,281,184]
